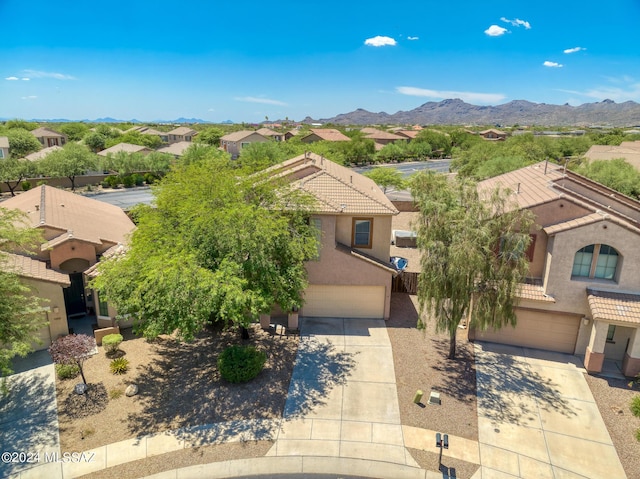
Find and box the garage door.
[302,285,385,318]
[474,309,580,354]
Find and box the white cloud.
[22,69,75,80]
[396,86,506,104]
[407,36,419,41]
[21,77,30,81]
[234,96,287,106]
[21,95,37,100]
[500,17,531,29]
[484,25,508,37]
[559,81,640,102]
[543,61,563,68]
[364,36,397,47]
[207,108,215,112]
[5,76,19,81]
[564,46,586,54]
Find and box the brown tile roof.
[0,136,9,149]
[305,129,351,142]
[544,212,640,235]
[167,126,197,136]
[2,252,70,285]
[360,128,405,141]
[157,141,192,156]
[220,130,267,142]
[479,129,507,135]
[395,130,419,139]
[97,143,152,156]
[31,127,65,138]
[587,288,640,324]
[1,185,135,252]
[266,152,398,215]
[336,242,397,274]
[84,244,127,278]
[256,127,280,137]
[516,283,556,302]
[584,144,640,170]
[25,145,62,161]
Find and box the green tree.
[6,128,41,158]
[238,141,285,172]
[411,172,534,359]
[101,151,147,176]
[364,167,406,192]
[0,208,47,379]
[195,127,225,146]
[574,158,640,198]
[84,131,107,152]
[144,151,173,176]
[59,122,89,141]
[5,119,38,131]
[92,155,318,340]
[415,129,452,157]
[38,143,97,190]
[105,131,161,149]
[0,158,37,196]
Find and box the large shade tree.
[0,208,47,378]
[38,143,97,190]
[92,152,318,340]
[412,172,534,359]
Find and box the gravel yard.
[585,374,640,479]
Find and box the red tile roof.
[587,288,640,324]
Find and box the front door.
[63,272,86,317]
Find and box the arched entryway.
[59,258,91,318]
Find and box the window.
[571,244,619,281]
[606,324,616,342]
[352,218,373,248]
[241,142,251,149]
[97,293,109,317]
[0,149,4,159]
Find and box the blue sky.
[2,0,639,122]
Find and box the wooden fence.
[392,272,418,294]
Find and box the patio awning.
[587,288,640,324]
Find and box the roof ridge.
[39,184,46,225]
[321,168,397,214]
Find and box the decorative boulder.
[125,384,139,397]
[75,383,88,395]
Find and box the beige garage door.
[302,285,385,318]
[475,309,580,354]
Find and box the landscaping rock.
[75,383,88,395]
[125,384,139,397]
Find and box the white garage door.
[474,309,580,354]
[302,285,385,319]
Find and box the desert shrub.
[105,175,120,188]
[102,333,123,354]
[121,175,135,188]
[630,395,640,417]
[21,181,32,191]
[109,388,124,399]
[131,173,145,186]
[55,363,80,380]
[109,357,129,375]
[217,345,266,383]
[143,172,157,184]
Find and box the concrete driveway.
[0,350,60,478]
[475,342,626,479]
[268,317,419,468]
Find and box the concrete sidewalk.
[475,342,627,479]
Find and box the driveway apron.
[268,317,419,467]
[0,351,60,478]
[475,342,626,479]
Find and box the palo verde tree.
[38,142,97,190]
[49,334,97,385]
[0,208,47,379]
[92,151,318,340]
[411,172,534,359]
[364,167,406,193]
[0,158,37,196]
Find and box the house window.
[97,293,109,317]
[571,244,619,281]
[352,218,373,249]
[606,324,616,342]
[241,142,251,149]
[0,150,4,159]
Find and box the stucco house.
[157,141,192,158]
[266,152,399,319]
[1,186,136,339]
[31,127,67,147]
[126,126,169,143]
[97,143,153,157]
[24,145,62,161]
[583,141,640,172]
[469,162,640,377]
[167,126,197,144]
[219,130,269,159]
[2,252,71,350]
[300,128,351,143]
[256,127,284,142]
[478,129,507,141]
[0,136,9,159]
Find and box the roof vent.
[35,205,39,211]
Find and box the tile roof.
[304,129,351,142]
[395,130,419,139]
[157,141,192,156]
[587,288,640,324]
[167,126,197,136]
[543,212,640,235]
[31,127,65,138]
[220,130,267,142]
[584,143,640,170]
[516,283,556,302]
[360,128,405,141]
[336,242,398,274]
[1,252,70,285]
[0,136,9,148]
[25,145,62,161]
[1,185,135,252]
[97,143,152,156]
[256,127,280,137]
[266,152,398,215]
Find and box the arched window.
[571,244,619,280]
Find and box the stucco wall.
[23,277,69,350]
[334,214,392,262]
[50,240,96,271]
[544,220,640,316]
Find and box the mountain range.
[303,99,640,127]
